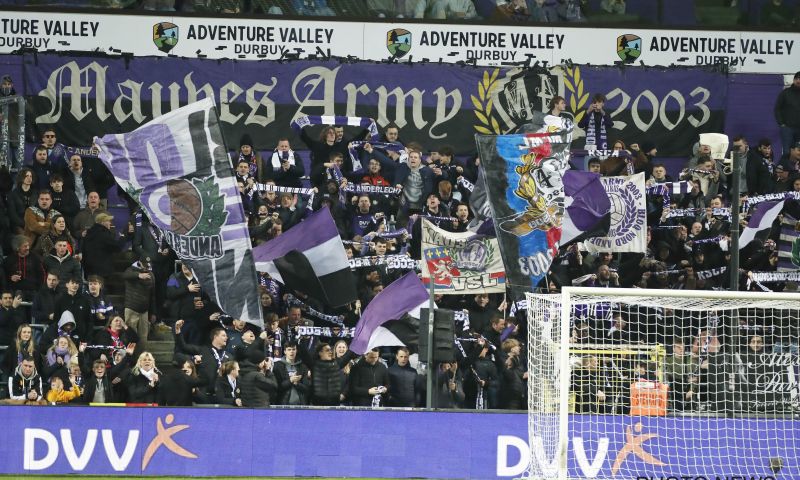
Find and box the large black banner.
[21,54,732,156]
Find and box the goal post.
[524,287,800,480]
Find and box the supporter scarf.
[348,141,408,170]
[285,294,345,327]
[290,115,380,141]
[667,208,731,220]
[692,235,725,245]
[269,149,296,170]
[348,255,420,270]
[254,182,315,210]
[583,111,608,151]
[748,271,800,283]
[646,181,692,208]
[457,176,475,193]
[239,152,259,176]
[696,266,727,280]
[343,184,402,196]
[745,191,800,210]
[295,326,355,338]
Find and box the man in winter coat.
[775,71,800,157]
[387,347,420,407]
[2,355,44,405]
[349,348,389,407]
[273,341,311,405]
[123,256,154,351]
[42,238,81,283]
[238,347,278,407]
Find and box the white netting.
[524,288,800,480]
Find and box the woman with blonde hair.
[126,351,161,404]
[6,324,39,373]
[42,335,78,380]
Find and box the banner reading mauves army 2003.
[475,127,573,293]
[95,99,263,327]
[421,219,505,295]
[23,53,733,157]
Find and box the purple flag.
[94,99,263,327]
[350,272,429,355]
[740,200,784,249]
[562,170,611,245]
[252,208,356,307]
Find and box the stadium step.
[695,5,741,25]
[148,339,175,366]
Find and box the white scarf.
[140,368,156,381]
[271,150,296,169]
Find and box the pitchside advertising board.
[0,11,798,74]
[0,406,796,478]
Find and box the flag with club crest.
[421,218,505,294]
[474,123,573,294]
[583,172,647,254]
[94,98,263,327]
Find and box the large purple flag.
[94,99,263,327]
[350,272,429,355]
[740,200,784,249]
[561,170,611,245]
[252,208,356,307]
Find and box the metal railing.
[0,95,25,170]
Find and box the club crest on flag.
[499,138,561,239]
[424,247,460,287]
[386,28,412,58]
[153,22,179,54]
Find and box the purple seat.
[660,0,696,25]
[626,0,659,23]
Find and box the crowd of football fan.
[0,72,798,413]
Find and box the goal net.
[524,287,800,480]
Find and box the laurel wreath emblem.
[563,66,589,124]
[188,176,228,236]
[472,69,502,135]
[609,185,641,237]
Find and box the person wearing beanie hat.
[775,71,800,158]
[233,133,265,182]
[239,343,277,407]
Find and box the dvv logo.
[387,28,412,58]
[24,413,197,472]
[153,22,179,53]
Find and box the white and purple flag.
[350,272,429,355]
[94,99,263,327]
[561,170,612,245]
[740,200,784,249]
[252,208,357,307]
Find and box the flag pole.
[730,150,741,291]
[426,272,435,409]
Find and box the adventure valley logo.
[617,34,642,64]
[387,28,412,59]
[153,22,179,53]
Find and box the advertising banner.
[2,11,798,73]
[0,406,797,479]
[24,53,731,157]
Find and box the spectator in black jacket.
[42,238,81,285]
[349,348,389,407]
[7,168,36,235]
[125,351,161,404]
[81,356,130,404]
[81,212,123,279]
[273,341,311,405]
[174,319,230,403]
[32,272,60,326]
[302,341,355,406]
[4,235,44,301]
[265,138,306,188]
[0,290,24,348]
[157,356,207,406]
[49,174,80,228]
[53,277,92,342]
[123,256,154,351]
[238,347,277,408]
[215,360,242,406]
[387,347,420,407]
